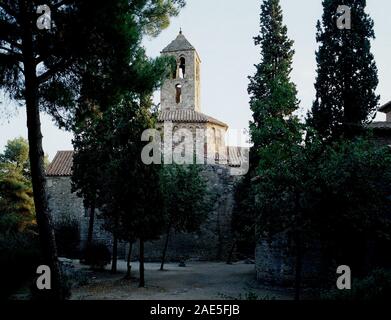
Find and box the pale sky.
[1,0,390,160]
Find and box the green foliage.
[93,91,165,245]
[246,1,303,234]
[248,0,301,155]
[68,0,184,253]
[0,138,35,234]
[239,0,302,255]
[83,243,111,270]
[308,0,379,141]
[72,49,173,210]
[255,134,391,277]
[245,1,390,292]
[0,138,40,298]
[0,232,41,299]
[322,269,391,301]
[137,0,186,37]
[160,164,209,234]
[0,137,30,176]
[1,0,185,299]
[311,139,391,244]
[1,0,186,127]
[0,175,35,233]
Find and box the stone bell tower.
[160,30,201,112]
[158,31,232,164]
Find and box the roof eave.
[379,101,391,113]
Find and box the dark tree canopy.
[308,0,379,141]
[0,0,185,299]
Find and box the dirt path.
[71,261,292,300]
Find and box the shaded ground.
[71,261,293,300]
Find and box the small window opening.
[175,84,182,104]
[179,57,186,78]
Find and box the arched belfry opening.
[175,84,182,104]
[179,57,186,79]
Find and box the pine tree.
[96,92,165,284]
[308,0,379,141]
[0,0,185,299]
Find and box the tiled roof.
[368,122,391,130]
[46,151,74,176]
[162,32,195,53]
[46,146,246,172]
[158,109,228,128]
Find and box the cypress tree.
[248,0,300,166]
[247,0,303,299]
[308,0,379,141]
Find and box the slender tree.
[159,164,208,271]
[72,117,101,253]
[248,0,303,299]
[248,0,300,155]
[308,0,379,141]
[100,94,165,283]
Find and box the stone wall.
[47,176,128,257]
[255,233,322,287]
[47,176,85,225]
[47,164,241,261]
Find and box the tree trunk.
[111,232,118,274]
[21,1,63,300]
[125,241,133,280]
[139,239,145,288]
[86,202,95,249]
[160,225,171,271]
[294,232,303,301]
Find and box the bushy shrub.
[0,231,42,299]
[54,219,80,259]
[322,269,391,301]
[83,243,111,270]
